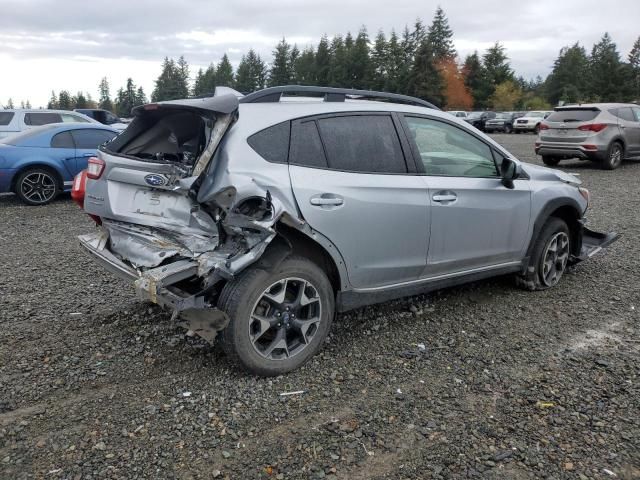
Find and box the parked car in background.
[484,112,525,134]
[74,86,617,376]
[535,103,640,169]
[463,111,497,131]
[0,123,118,205]
[74,109,129,131]
[447,111,468,118]
[0,109,98,139]
[513,111,552,134]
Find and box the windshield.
[524,111,544,118]
[467,112,483,119]
[495,113,511,119]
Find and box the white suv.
[513,111,552,134]
[0,109,98,139]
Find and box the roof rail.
[239,85,440,110]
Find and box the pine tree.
[397,26,414,95]
[482,42,514,103]
[115,78,138,117]
[58,91,73,110]
[47,91,58,109]
[629,36,640,100]
[385,30,404,93]
[349,27,371,89]
[410,19,427,54]
[462,52,490,108]
[193,64,217,96]
[371,30,388,91]
[289,45,300,83]
[75,92,88,109]
[236,50,267,92]
[427,7,456,61]
[545,43,589,105]
[588,33,625,102]
[410,40,444,105]
[135,86,147,107]
[6,98,14,109]
[20,100,25,109]
[98,77,113,111]
[269,38,293,86]
[329,35,348,87]
[25,100,32,109]
[176,56,190,98]
[294,47,316,85]
[152,57,190,101]
[216,54,235,87]
[315,35,331,86]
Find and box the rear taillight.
[86,157,105,179]
[539,123,549,130]
[578,123,607,133]
[71,170,87,209]
[71,169,102,225]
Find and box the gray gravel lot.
[0,133,638,479]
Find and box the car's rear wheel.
[534,124,541,134]
[542,156,561,167]
[602,141,623,170]
[15,168,60,205]
[516,217,570,291]
[218,255,334,376]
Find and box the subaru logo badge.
[144,174,166,187]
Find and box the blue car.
[0,123,118,205]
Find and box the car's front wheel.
[218,256,335,376]
[15,168,60,205]
[516,217,570,291]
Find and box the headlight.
[578,187,590,210]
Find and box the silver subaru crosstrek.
[535,103,640,169]
[73,86,618,376]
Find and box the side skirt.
[336,263,524,312]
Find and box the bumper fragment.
[574,227,619,262]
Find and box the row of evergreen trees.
[45,78,148,117]
[147,8,640,111]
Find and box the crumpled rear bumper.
[573,227,619,262]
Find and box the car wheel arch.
[11,163,64,192]
[526,199,583,259]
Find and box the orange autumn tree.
[437,57,473,110]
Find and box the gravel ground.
[0,133,638,479]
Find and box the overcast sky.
[1,0,639,108]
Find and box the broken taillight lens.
[86,157,105,179]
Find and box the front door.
[288,113,430,289]
[402,115,531,276]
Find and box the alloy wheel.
[249,277,322,360]
[541,232,570,287]
[20,172,57,204]
[609,144,622,168]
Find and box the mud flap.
[573,227,619,263]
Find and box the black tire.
[534,124,541,134]
[218,255,335,376]
[15,168,60,205]
[601,141,623,170]
[516,217,570,291]
[504,125,512,134]
[515,130,521,134]
[542,156,561,167]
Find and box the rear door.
[401,115,531,276]
[69,129,117,174]
[288,113,430,289]
[617,107,640,155]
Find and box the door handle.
[432,194,457,203]
[310,195,344,206]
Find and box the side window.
[633,107,640,122]
[0,112,15,126]
[24,112,63,126]
[289,120,328,168]
[61,113,91,123]
[615,107,636,122]
[71,129,117,149]
[50,131,75,148]
[247,121,290,163]
[316,115,407,173]
[105,112,120,124]
[405,116,498,177]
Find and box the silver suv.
[536,104,640,169]
[74,86,617,376]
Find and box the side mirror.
[500,157,518,189]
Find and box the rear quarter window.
[546,110,599,122]
[24,112,64,126]
[0,112,14,126]
[247,121,290,163]
[611,107,635,122]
